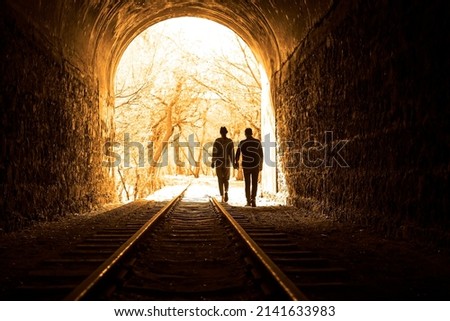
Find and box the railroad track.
[10,186,353,300]
[9,199,165,300]
[223,204,357,300]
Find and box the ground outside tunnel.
[0,177,449,300]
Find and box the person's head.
[220,126,228,137]
[244,128,253,138]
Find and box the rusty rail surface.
[210,197,308,301]
[64,189,187,301]
[65,187,307,301]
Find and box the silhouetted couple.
[212,127,263,207]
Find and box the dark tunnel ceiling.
[6,0,334,89]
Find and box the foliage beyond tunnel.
[113,18,262,201]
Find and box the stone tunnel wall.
[1,0,449,237]
[0,9,115,231]
[276,0,450,237]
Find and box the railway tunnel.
[1,0,449,244]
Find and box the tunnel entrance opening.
[111,17,278,204]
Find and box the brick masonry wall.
[0,10,115,231]
[275,1,450,236]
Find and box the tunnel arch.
[100,5,281,97]
[87,2,284,197]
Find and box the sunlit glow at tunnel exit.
[113,17,277,204]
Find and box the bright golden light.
[114,17,262,202]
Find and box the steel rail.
[211,197,308,301]
[64,189,187,301]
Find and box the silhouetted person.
[212,126,234,202]
[235,128,263,207]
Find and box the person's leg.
[250,169,258,207]
[223,167,230,202]
[243,169,251,205]
[216,168,224,198]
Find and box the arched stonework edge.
[93,3,281,99]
